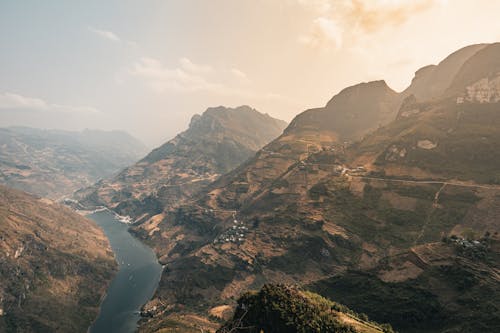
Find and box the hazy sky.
[1,0,499,146]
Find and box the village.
[213,216,249,244]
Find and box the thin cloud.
[0,92,47,110]
[296,0,332,14]
[347,0,437,33]
[88,26,121,42]
[180,57,214,75]
[299,16,343,49]
[128,57,293,104]
[299,0,444,49]
[129,57,220,93]
[0,92,99,114]
[231,68,251,84]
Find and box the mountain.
[217,284,393,333]
[287,80,400,141]
[445,42,500,97]
[0,127,147,199]
[0,185,116,332]
[402,43,488,100]
[74,105,287,221]
[131,82,406,330]
[130,43,500,333]
[351,43,500,183]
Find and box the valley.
[75,105,287,224]
[3,3,500,333]
[2,26,499,333]
[0,127,147,199]
[88,210,163,333]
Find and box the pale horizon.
[1,0,499,146]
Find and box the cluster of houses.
[448,236,484,249]
[214,218,249,244]
[346,166,367,175]
[298,160,366,176]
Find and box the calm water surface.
[88,210,163,333]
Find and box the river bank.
[87,210,163,333]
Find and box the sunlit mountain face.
[1,1,499,333]
[115,42,500,333]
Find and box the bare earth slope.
[0,185,116,333]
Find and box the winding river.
[88,210,163,333]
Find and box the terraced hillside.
[310,239,500,333]
[127,43,500,332]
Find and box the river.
[88,210,163,333]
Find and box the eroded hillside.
[75,105,287,222]
[0,185,116,332]
[131,43,500,333]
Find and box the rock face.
[133,43,500,333]
[445,42,500,96]
[75,105,287,221]
[0,185,116,332]
[403,43,488,100]
[464,74,500,103]
[0,127,147,199]
[416,140,438,150]
[356,94,500,184]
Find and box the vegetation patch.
[218,284,393,333]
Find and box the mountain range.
[0,127,147,199]
[74,105,287,221]
[8,42,493,333]
[90,43,500,333]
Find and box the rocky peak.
[404,43,488,101]
[414,64,437,78]
[286,80,400,141]
[446,43,500,97]
[396,94,421,119]
[325,80,396,108]
[75,105,287,219]
[183,105,287,150]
